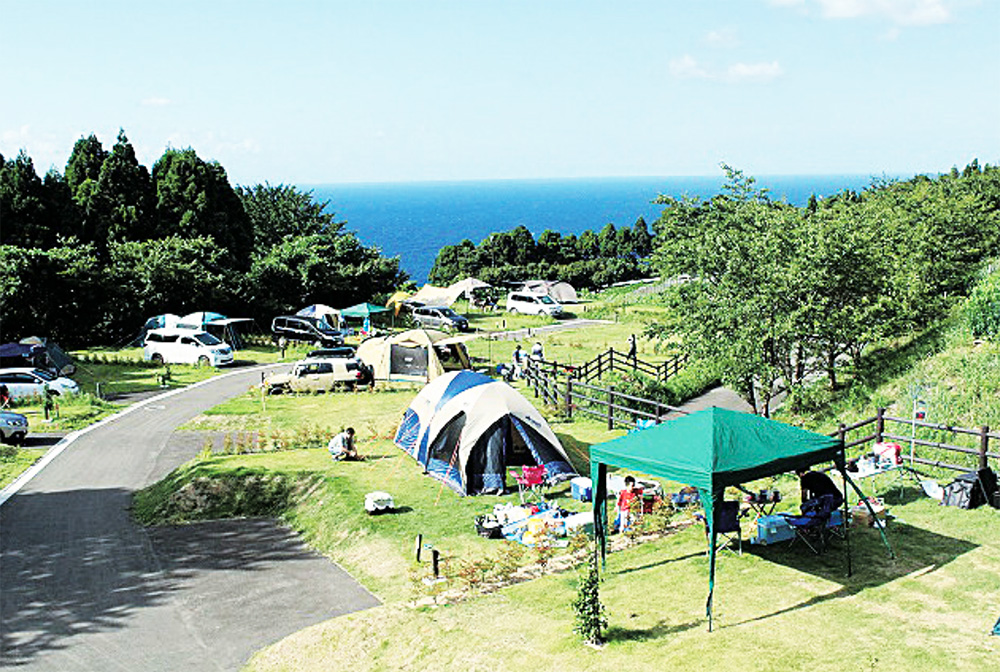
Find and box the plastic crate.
[571,477,592,502]
[752,514,795,545]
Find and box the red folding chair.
[509,465,547,503]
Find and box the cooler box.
[571,477,593,502]
[753,514,795,545]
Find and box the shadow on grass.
[615,551,704,576]
[607,618,703,642]
[727,520,978,628]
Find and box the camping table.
[852,461,923,501]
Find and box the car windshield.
[33,369,56,381]
[194,332,222,346]
[538,296,555,304]
[440,308,460,318]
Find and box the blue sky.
[2,0,997,185]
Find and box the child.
[615,475,642,532]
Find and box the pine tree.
[572,547,608,645]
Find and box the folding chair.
[782,494,837,554]
[711,500,743,555]
[509,465,547,503]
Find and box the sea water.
[308,174,883,284]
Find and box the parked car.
[0,410,29,444]
[143,329,234,367]
[271,315,345,348]
[411,306,470,332]
[0,368,80,400]
[264,356,372,394]
[505,292,564,317]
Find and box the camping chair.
[782,494,838,554]
[706,500,743,556]
[509,465,547,503]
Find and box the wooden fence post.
[432,549,440,578]
[415,534,423,562]
[565,377,573,419]
[607,385,616,430]
[875,408,885,444]
[980,425,990,471]
[655,402,663,424]
[838,422,846,445]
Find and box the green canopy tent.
[590,406,892,631]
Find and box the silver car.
[0,368,80,400]
[0,410,29,444]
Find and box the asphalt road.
[0,368,379,671]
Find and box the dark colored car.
[271,315,345,348]
[306,346,358,360]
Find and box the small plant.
[197,436,213,461]
[455,556,494,591]
[572,547,608,646]
[533,526,555,569]
[0,444,20,461]
[222,433,234,454]
[492,541,526,582]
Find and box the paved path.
[486,317,613,341]
[0,368,379,671]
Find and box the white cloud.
[726,61,785,82]
[772,0,955,25]
[141,97,172,107]
[705,27,741,48]
[669,54,711,79]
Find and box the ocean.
[308,174,884,284]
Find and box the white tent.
[295,304,342,330]
[356,329,476,382]
[447,278,492,301]
[394,370,576,494]
[520,280,578,304]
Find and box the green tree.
[153,148,253,266]
[572,549,608,645]
[597,222,618,258]
[91,130,155,245]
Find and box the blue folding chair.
[782,494,838,554]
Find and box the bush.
[604,357,721,411]
[966,270,1000,339]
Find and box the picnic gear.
[364,491,395,514]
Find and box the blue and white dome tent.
[394,371,577,495]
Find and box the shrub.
[572,547,608,645]
[966,270,1000,340]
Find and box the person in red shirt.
[615,475,642,532]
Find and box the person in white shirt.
[328,427,358,461]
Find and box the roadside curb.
[0,363,282,508]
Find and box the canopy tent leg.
[701,487,718,632]
[591,462,609,570]
[843,472,895,559]
[837,465,853,577]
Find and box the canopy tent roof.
[448,277,492,298]
[590,406,844,492]
[589,406,881,631]
[177,311,227,328]
[341,302,392,318]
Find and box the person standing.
[530,341,544,361]
[512,344,525,378]
[627,334,637,364]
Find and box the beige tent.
[356,329,477,382]
[447,278,492,301]
[521,280,578,304]
[408,284,455,306]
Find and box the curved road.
[0,368,379,671]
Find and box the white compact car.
[505,292,565,317]
[0,368,80,400]
[143,329,234,367]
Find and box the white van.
[144,328,234,367]
[505,292,564,317]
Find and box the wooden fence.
[523,359,688,431]
[571,348,688,384]
[832,408,1000,473]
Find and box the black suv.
[271,315,345,348]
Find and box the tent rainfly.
[296,304,342,330]
[356,328,475,382]
[521,280,578,304]
[589,406,892,631]
[394,370,576,494]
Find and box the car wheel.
[198,355,211,367]
[267,385,285,395]
[151,353,164,365]
[12,432,25,446]
[509,308,518,315]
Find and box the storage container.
[752,514,795,545]
[571,476,593,502]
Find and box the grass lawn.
[0,446,47,489]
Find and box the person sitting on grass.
[328,427,361,461]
